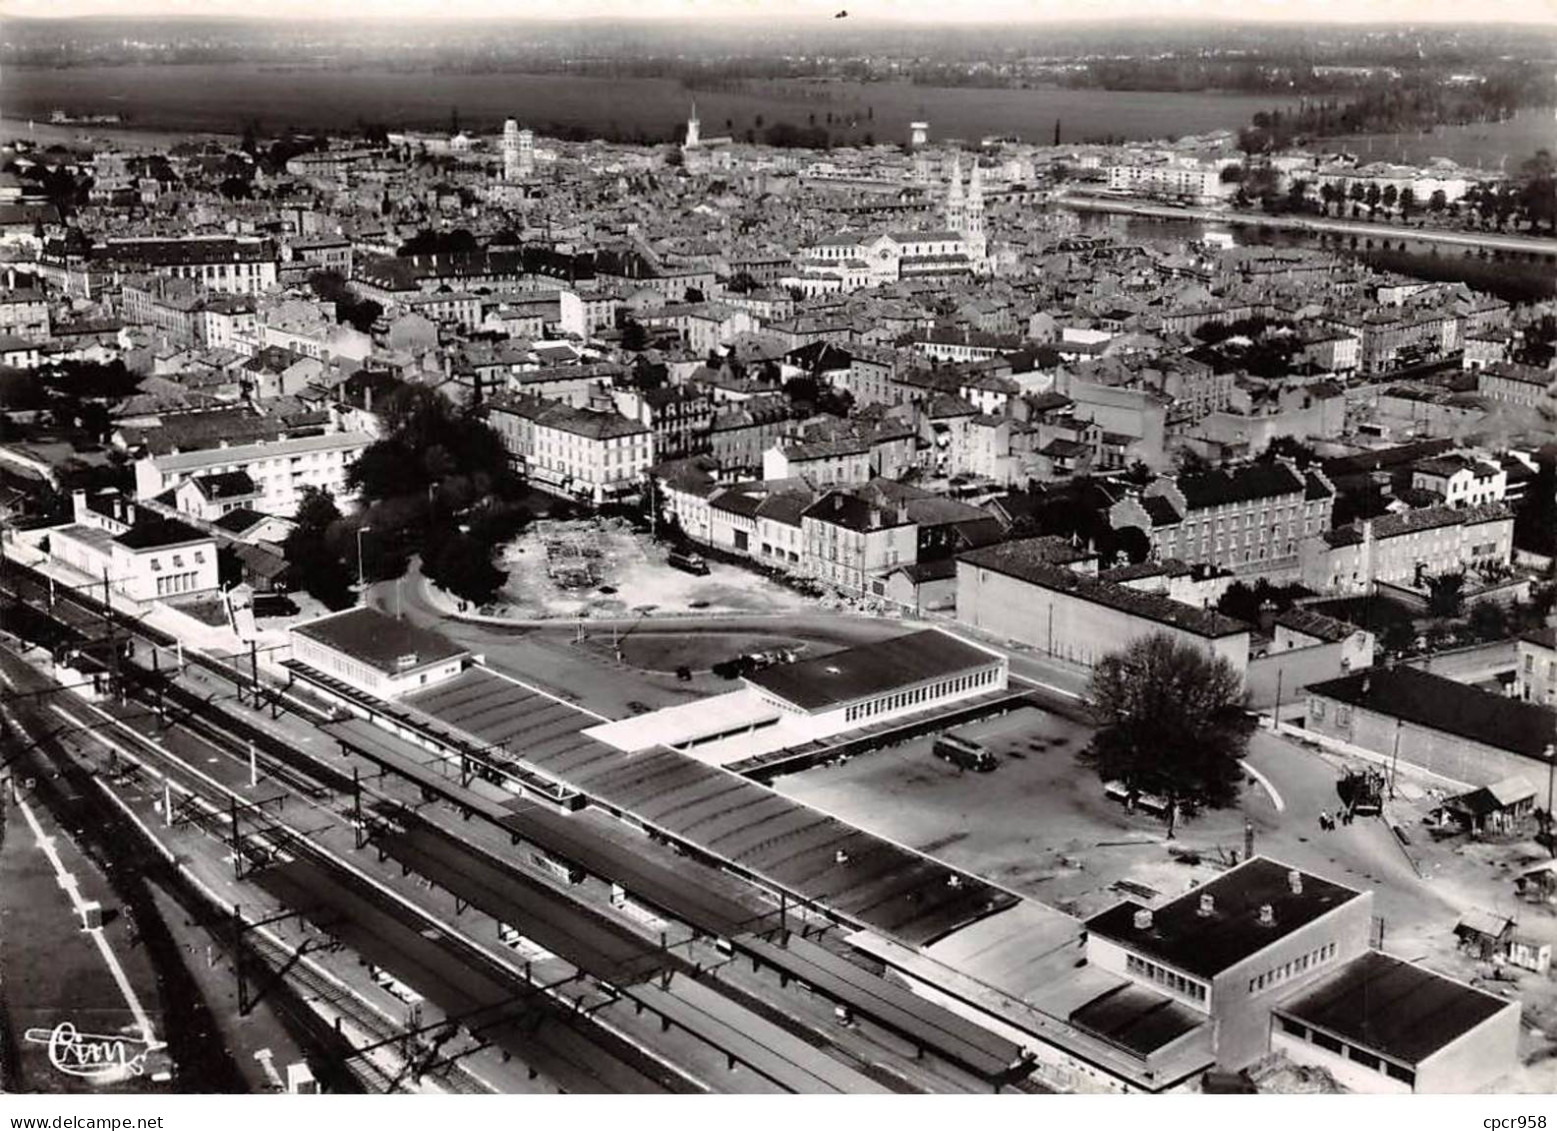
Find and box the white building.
[51,490,219,603]
[290,607,470,701]
[486,393,654,506]
[584,628,1008,767]
[1107,159,1229,203]
[134,431,374,518]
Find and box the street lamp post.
[356,526,373,595]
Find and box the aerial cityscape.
[1,2,1556,1103]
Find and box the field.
[5,64,1293,145]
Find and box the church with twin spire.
[791,151,990,294]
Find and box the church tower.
[685,102,701,150]
[945,153,964,232]
[964,158,985,240]
[502,118,521,182]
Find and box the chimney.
[1288,870,1303,895]
[71,488,87,521]
[1361,676,1371,696]
[869,507,881,529]
[1198,893,1215,917]
[1257,599,1278,637]
[1132,908,1153,931]
[1257,903,1276,927]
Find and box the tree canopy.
[1081,633,1254,833]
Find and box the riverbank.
[1060,192,1557,259]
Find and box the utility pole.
[1546,743,1555,858]
[1388,718,1402,801]
[1272,669,1283,730]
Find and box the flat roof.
[1274,951,1512,1065]
[744,628,1001,712]
[584,690,782,754]
[291,607,468,676]
[1086,857,1364,980]
[1069,981,1206,1057]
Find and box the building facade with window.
[289,607,470,701]
[1517,627,1557,706]
[51,490,218,603]
[134,431,374,518]
[486,393,653,506]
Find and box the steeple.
[945,152,964,231]
[965,158,984,239]
[685,102,701,149]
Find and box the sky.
[3,0,1556,22]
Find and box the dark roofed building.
[1271,951,1518,1092]
[1306,665,1556,784]
[1084,857,1374,1073]
[1088,858,1364,981]
[957,537,1250,671]
[744,628,1004,716]
[289,607,470,700]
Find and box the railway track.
[0,556,1026,1093]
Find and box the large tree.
[1081,633,1254,836]
[282,486,355,609]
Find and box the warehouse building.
[1081,857,1519,1091]
[1304,665,1557,788]
[957,537,1251,675]
[1271,952,1519,1093]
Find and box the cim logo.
[23,1023,167,1082]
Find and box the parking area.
[495,518,813,619]
[773,704,1252,917]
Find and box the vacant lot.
[497,519,811,619]
[775,705,1251,916]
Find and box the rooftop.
[292,607,469,676]
[745,628,1000,713]
[114,515,210,551]
[1309,666,1556,761]
[1087,857,1363,980]
[1274,951,1512,1066]
[959,540,1245,640]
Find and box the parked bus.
[667,550,710,576]
[933,733,997,772]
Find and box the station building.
[585,627,1009,765]
[1074,856,1518,1091]
[288,607,471,701]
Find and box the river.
[4,64,1298,145]
[1075,211,1557,304]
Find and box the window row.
[1276,1017,1415,1086]
[1125,953,1208,1003]
[1249,942,1336,995]
[842,667,999,724]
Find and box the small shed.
[1430,776,1537,836]
[1508,936,1552,975]
[1515,860,1557,905]
[1454,908,1515,961]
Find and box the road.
[1060,192,1557,257]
